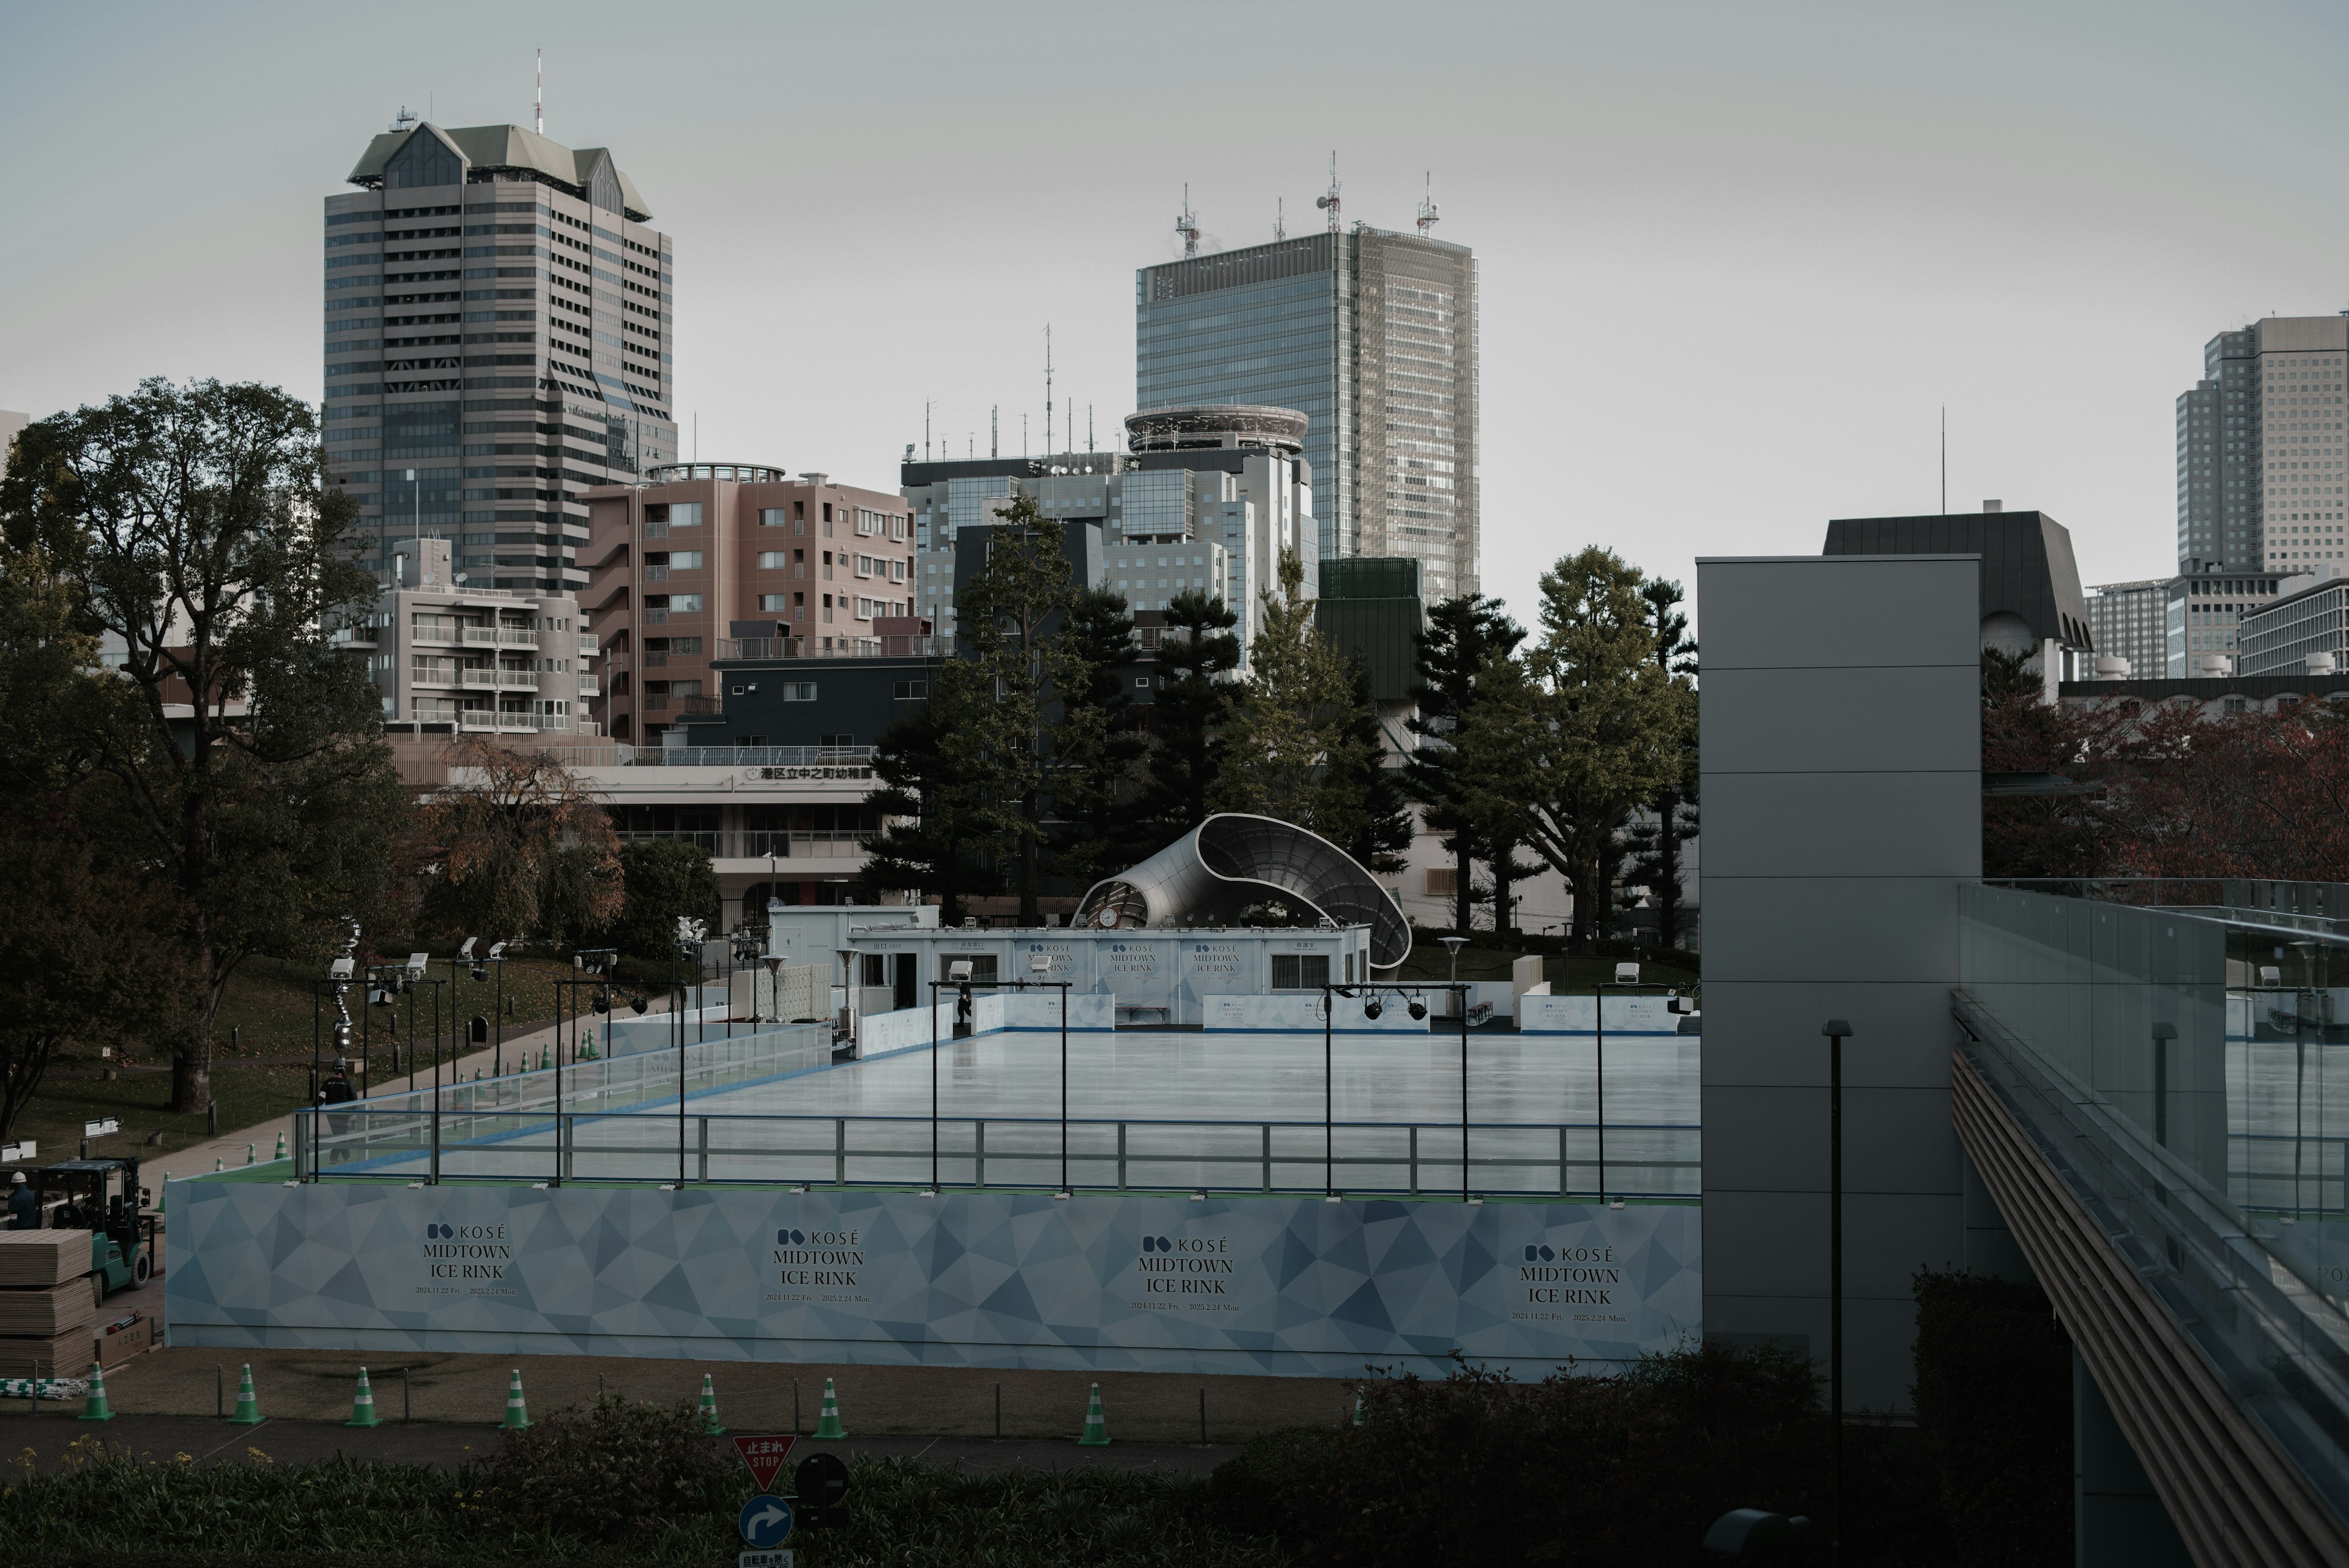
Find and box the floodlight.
[369,987,395,1009]
[330,957,355,981]
[949,960,973,981]
[1030,953,1052,975]
[487,941,507,960]
[1614,962,1640,984]
[628,994,648,1015]
[469,965,488,983]
[406,952,429,979]
[1362,996,1384,1020]
[1669,995,1694,1015]
[574,953,585,971]
[592,989,611,1015]
[1333,986,1357,999]
[332,1021,352,1051]
[459,937,478,960]
[1407,995,1428,1021]
[763,955,783,976]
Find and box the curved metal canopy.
[1072,814,1411,971]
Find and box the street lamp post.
[2150,1020,2177,1147]
[1820,1017,1854,1568]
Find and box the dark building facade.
[1824,508,2094,665]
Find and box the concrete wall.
[1696,553,1981,1411]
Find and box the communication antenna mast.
[1176,185,1201,257]
[991,405,998,459]
[924,401,932,463]
[1274,197,1286,241]
[1088,404,1094,451]
[535,48,543,135]
[1417,171,1439,234]
[1315,152,1341,232]
[1044,326,1053,460]
[392,105,417,133]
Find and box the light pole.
[1440,935,1466,986]
[2150,1020,2176,1148]
[1820,1017,1853,1568]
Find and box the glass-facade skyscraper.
[2176,314,2349,577]
[1136,226,1478,600]
[322,116,677,593]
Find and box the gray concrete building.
[2084,578,2168,678]
[899,406,1315,670]
[324,113,678,596]
[1135,225,1477,600]
[2176,314,2349,576]
[2235,567,2349,675]
[1698,551,1981,1411]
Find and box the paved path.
[23,1343,1356,1447]
[0,1410,1238,1475]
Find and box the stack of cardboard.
[0,1232,100,1378]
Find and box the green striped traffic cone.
[245,1143,255,1166]
[157,1177,168,1216]
[540,1046,551,1071]
[499,1368,531,1430]
[1352,1392,1365,1427]
[274,1132,287,1162]
[696,1373,724,1435]
[345,1367,382,1428]
[213,1157,224,1173]
[226,1364,264,1425]
[812,1377,847,1439]
[1078,1381,1110,1446]
[78,1362,114,1422]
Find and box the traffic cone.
[345,1367,382,1428]
[812,1377,846,1439]
[274,1132,287,1162]
[226,1364,263,1425]
[78,1362,114,1422]
[696,1373,724,1435]
[213,1157,224,1173]
[500,1368,531,1430]
[1078,1381,1110,1446]
[157,1177,168,1216]
[245,1143,255,1166]
[540,1047,551,1071]
[1352,1392,1365,1427]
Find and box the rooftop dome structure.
[1073,814,1411,971]
[1123,405,1308,457]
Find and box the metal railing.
[718,635,951,662]
[530,744,878,770]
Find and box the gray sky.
[6,1,2347,630]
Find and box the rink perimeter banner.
[165,1183,1699,1378]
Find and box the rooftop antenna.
[392,105,417,133]
[535,48,543,135]
[1176,185,1201,257]
[924,401,932,463]
[991,405,998,459]
[1316,152,1341,233]
[1088,404,1094,451]
[1045,325,1053,460]
[1275,197,1286,241]
[1417,171,1439,234]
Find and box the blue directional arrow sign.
[738,1493,794,1548]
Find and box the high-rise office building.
[1135,225,1477,601]
[324,114,677,595]
[2084,578,2169,678]
[2177,315,2349,576]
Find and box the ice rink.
[325,1027,1703,1199]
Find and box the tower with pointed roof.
[322,116,677,598]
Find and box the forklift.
[21,1157,155,1295]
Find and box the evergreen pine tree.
[1403,595,1524,932]
[1136,587,1241,842]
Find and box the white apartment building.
[343,538,599,732]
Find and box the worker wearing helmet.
[6,1170,36,1230]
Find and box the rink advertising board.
[166,1183,1698,1379]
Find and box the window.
[1270,953,1330,990]
[781,682,817,702]
[1134,676,1152,689]
[757,551,790,569]
[759,508,789,528]
[667,502,703,528]
[758,594,789,612]
[666,551,703,570]
[1426,868,1459,897]
[892,680,929,699]
[669,593,703,612]
[854,597,876,619]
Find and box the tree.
[1450,646,1549,935]
[1212,549,1384,839]
[603,839,722,964]
[0,551,185,1139]
[1,379,409,1113]
[415,737,623,948]
[858,673,1003,925]
[1050,585,1152,886]
[1513,548,1696,951]
[1617,578,1702,950]
[1136,587,1241,844]
[1322,660,1416,875]
[953,494,1083,923]
[1405,595,1527,932]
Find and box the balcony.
[527,743,876,770]
[578,635,598,654]
[718,634,951,661]
[459,667,499,689]
[461,626,499,645]
[497,629,538,646]
[410,622,459,645]
[497,669,538,688]
[737,830,865,860]
[409,666,461,688]
[578,675,599,697]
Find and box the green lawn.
[9,954,579,1165]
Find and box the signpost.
[733,1434,801,1567]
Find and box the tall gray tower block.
[1695,553,1982,1410]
